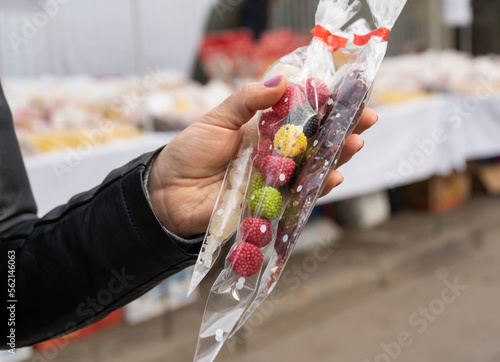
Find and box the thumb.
[198,75,287,130]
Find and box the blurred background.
[1,0,499,361]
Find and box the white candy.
[228,148,252,193]
[209,189,244,240]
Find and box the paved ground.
[220,221,500,362]
[30,194,500,362]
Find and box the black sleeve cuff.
[121,147,203,265]
[140,148,204,256]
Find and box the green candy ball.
[248,186,283,219]
[248,172,265,196]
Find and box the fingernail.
[264,75,283,88]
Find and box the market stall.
[21,92,500,216]
[3,50,498,213]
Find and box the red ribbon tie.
[353,27,391,46]
[311,25,348,51]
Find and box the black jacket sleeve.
[0,80,203,349]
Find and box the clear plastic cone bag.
[190,0,408,360]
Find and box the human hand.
[147,77,378,238]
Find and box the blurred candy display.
[4,73,233,155]
[5,77,143,155]
[6,49,499,157]
[372,50,500,104]
[199,28,311,81]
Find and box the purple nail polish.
[264,75,283,88]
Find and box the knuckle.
[239,84,251,97]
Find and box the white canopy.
[0,0,215,77]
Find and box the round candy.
[273,124,307,157]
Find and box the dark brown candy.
[278,197,300,231]
[315,71,368,156]
[336,70,368,109]
[319,91,338,132]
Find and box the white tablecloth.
[24,133,177,216]
[24,94,500,215]
[326,94,500,203]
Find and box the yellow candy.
[273,124,307,157]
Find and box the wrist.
[147,157,180,236]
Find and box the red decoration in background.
[199,29,311,80]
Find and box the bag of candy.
[191,0,407,360]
